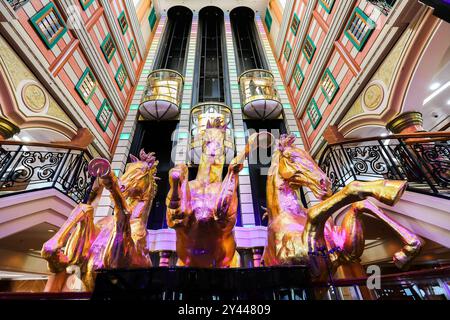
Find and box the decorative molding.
[97,0,137,86]
[0,4,110,156]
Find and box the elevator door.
[129,121,178,230]
[196,7,228,103]
[230,7,268,74]
[155,7,192,74]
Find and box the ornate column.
[0,116,20,140]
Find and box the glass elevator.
[135,6,193,229]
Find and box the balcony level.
[238,69,283,120]
[0,140,93,202]
[318,131,450,248]
[139,69,184,121]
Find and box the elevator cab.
[189,7,234,165]
[230,7,283,120]
[139,6,192,120]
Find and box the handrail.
[326,132,450,147]
[0,140,91,153]
[313,266,450,287]
[238,69,274,83]
[148,68,185,84]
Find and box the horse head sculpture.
[263,134,423,281]
[276,134,332,200]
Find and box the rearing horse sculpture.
[41,150,158,291]
[167,118,259,268]
[263,134,423,279]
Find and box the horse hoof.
[378,180,407,206]
[393,241,422,270]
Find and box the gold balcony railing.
[238,69,283,120]
[189,102,234,164]
[139,69,184,120]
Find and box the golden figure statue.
[166,118,260,268]
[263,134,423,280]
[41,150,158,291]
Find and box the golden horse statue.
[166,118,259,268]
[263,134,423,280]
[41,150,158,291]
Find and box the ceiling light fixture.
[423,81,450,105]
[429,82,441,90]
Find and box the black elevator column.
[193,7,230,105]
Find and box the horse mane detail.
[206,118,227,131]
[129,149,157,168]
[278,134,296,152]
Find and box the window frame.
[115,64,127,90]
[118,11,128,34]
[302,35,316,64]
[96,99,113,132]
[290,13,300,36]
[293,64,304,90]
[128,39,137,61]
[79,0,94,10]
[344,7,376,51]
[75,68,97,105]
[318,0,335,14]
[307,98,322,129]
[265,8,273,32]
[284,41,292,61]
[101,33,116,63]
[149,6,157,31]
[320,68,339,103]
[29,2,67,49]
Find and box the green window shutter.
[96,99,114,132]
[265,8,273,32]
[118,11,128,34]
[75,68,97,104]
[307,98,322,129]
[302,35,316,64]
[128,40,137,61]
[29,2,67,49]
[294,65,304,90]
[320,68,339,103]
[79,0,94,10]
[291,13,300,36]
[284,41,292,61]
[344,7,376,51]
[318,0,335,14]
[101,34,116,63]
[115,64,128,90]
[149,7,157,30]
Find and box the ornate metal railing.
[318,132,450,199]
[367,0,397,15]
[6,0,30,11]
[0,141,94,203]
